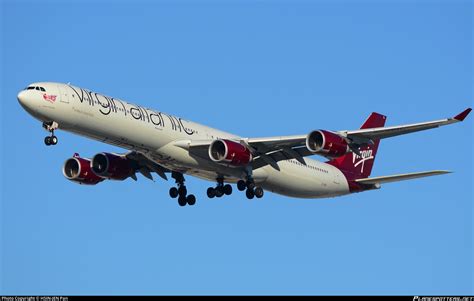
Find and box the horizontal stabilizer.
[355,170,451,185]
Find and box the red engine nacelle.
[306,130,349,157]
[91,152,134,180]
[62,155,104,185]
[208,139,252,167]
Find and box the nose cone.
[17,90,36,115]
[17,90,28,106]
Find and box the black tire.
[246,180,255,190]
[51,136,58,145]
[237,180,247,191]
[178,196,187,206]
[223,184,232,195]
[254,187,264,198]
[187,194,196,206]
[44,136,51,146]
[207,187,216,198]
[215,188,224,198]
[178,186,187,197]
[246,188,255,199]
[169,187,179,198]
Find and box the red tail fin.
[328,112,386,180]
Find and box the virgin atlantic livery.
[17,82,472,206]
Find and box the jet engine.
[62,154,104,185]
[306,130,350,157]
[208,139,252,166]
[91,152,134,180]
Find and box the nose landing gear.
[43,121,59,146]
[169,172,196,206]
[44,135,58,146]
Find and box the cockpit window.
[25,86,46,91]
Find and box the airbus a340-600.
[17,82,471,206]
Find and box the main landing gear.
[165,171,265,206]
[207,178,232,198]
[205,177,264,200]
[169,172,196,206]
[43,121,59,146]
[237,178,264,199]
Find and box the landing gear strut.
[169,172,196,206]
[207,177,232,199]
[237,178,264,200]
[43,121,59,146]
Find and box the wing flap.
[125,151,170,180]
[251,146,311,170]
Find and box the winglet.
[454,108,472,121]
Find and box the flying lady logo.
[43,93,57,103]
[352,149,374,173]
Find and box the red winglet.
[454,108,472,121]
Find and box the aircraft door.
[58,84,70,104]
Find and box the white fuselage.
[18,82,350,198]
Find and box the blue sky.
[1,0,472,295]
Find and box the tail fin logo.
[352,149,374,173]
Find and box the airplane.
[17,82,471,206]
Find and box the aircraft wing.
[354,170,451,185]
[174,137,311,171]
[245,136,312,170]
[246,108,471,170]
[125,151,170,181]
[177,108,471,171]
[338,108,472,142]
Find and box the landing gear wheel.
[43,122,59,146]
[237,180,247,191]
[187,194,196,206]
[223,184,232,195]
[178,196,187,206]
[215,188,224,198]
[207,187,216,198]
[246,188,255,199]
[254,187,264,198]
[246,180,255,190]
[169,187,179,198]
[178,186,187,197]
[170,172,197,206]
